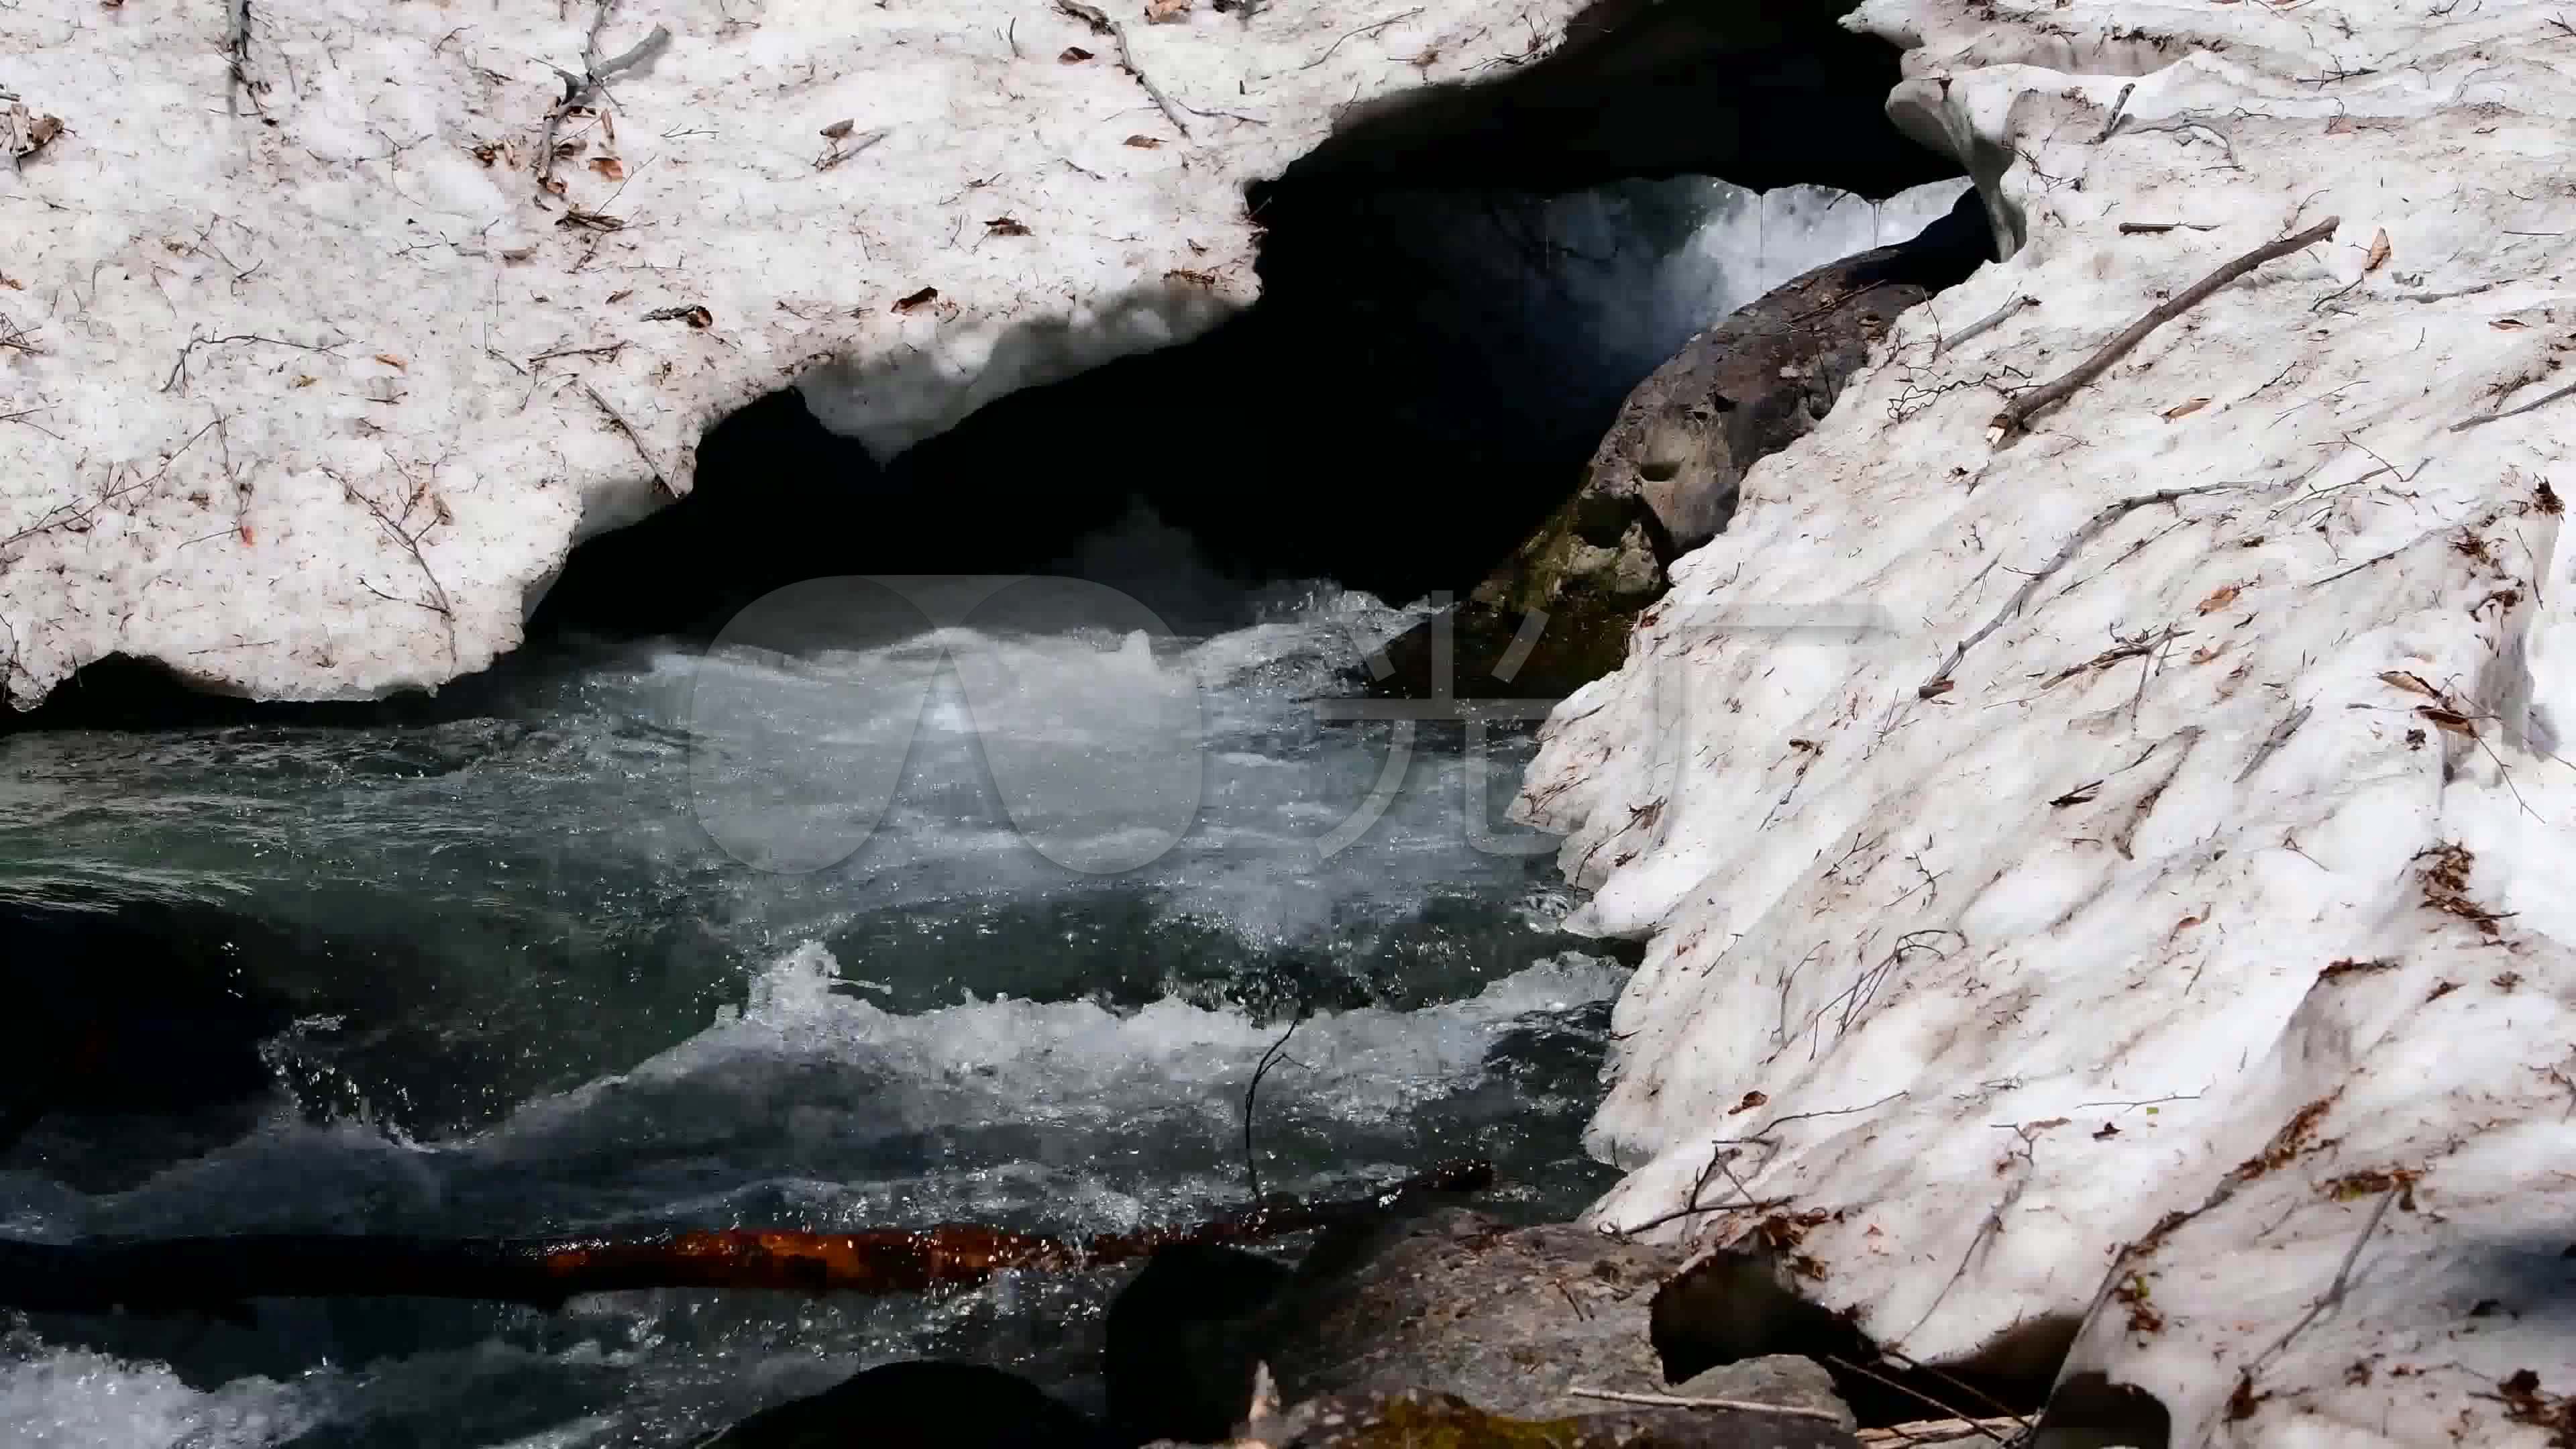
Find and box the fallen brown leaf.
[1144,0,1190,21]
[893,285,940,313]
[374,352,406,370]
[589,156,625,180]
[2163,396,2212,421]
[985,217,1032,237]
[2378,670,2440,698]
[1061,46,1094,61]
[2416,706,2478,737]
[820,118,855,139]
[1122,134,1163,148]
[2364,227,2392,273]
[2493,317,2530,330]
[2324,114,2355,135]
[2196,584,2241,614]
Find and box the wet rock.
[1669,1357,1854,1430]
[1152,1387,1860,1448]
[699,1359,1115,1449]
[1107,1242,1298,1443]
[1373,185,1998,702]
[1258,1208,1686,1419]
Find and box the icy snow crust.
[0,0,1580,707]
[1518,1,2576,1443]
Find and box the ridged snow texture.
[0,0,1582,706]
[1517,1,2576,1444]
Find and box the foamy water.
[0,580,1623,1446]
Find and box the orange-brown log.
[0,1159,1491,1315]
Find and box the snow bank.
[0,0,1582,707]
[1518,0,2576,1442]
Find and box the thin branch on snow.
[2090,82,2136,143]
[1301,8,1425,70]
[1057,0,1191,138]
[1931,294,2035,358]
[579,381,674,496]
[1991,218,2339,440]
[339,462,458,661]
[1919,482,2253,697]
[160,329,342,394]
[537,3,670,204]
[2450,378,2576,433]
[2243,1185,2400,1376]
[225,0,270,122]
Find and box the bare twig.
[1858,1418,2034,1447]
[537,3,671,204]
[2090,82,2135,143]
[1933,295,2034,358]
[161,329,341,394]
[814,126,890,171]
[1921,483,2251,696]
[1565,1387,1844,1424]
[1301,8,1424,69]
[2450,379,2576,433]
[578,381,672,496]
[1057,0,1189,138]
[1992,218,2339,439]
[2245,1185,2399,1374]
[225,0,270,122]
[1822,1358,2011,1442]
[1241,1012,1303,1203]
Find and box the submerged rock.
[698,1360,1114,1449]
[1107,1243,1299,1444]
[1373,185,1997,700]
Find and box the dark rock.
[1259,1208,1693,1419]
[1154,1387,1860,1448]
[698,1360,1116,1449]
[1106,1243,1298,1443]
[1670,1358,1854,1430]
[1373,185,1998,702]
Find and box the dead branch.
[1565,1387,1844,1425]
[1991,218,2339,439]
[2243,1185,2400,1378]
[579,380,672,495]
[1857,1418,2033,1448]
[1933,295,2034,358]
[343,462,458,661]
[1241,1012,1303,1202]
[1920,482,2251,696]
[160,329,341,394]
[1301,8,1425,69]
[0,1160,1491,1316]
[2090,83,2135,143]
[537,3,671,204]
[814,125,890,171]
[225,0,270,122]
[2451,378,2576,433]
[1823,1358,2012,1444]
[1057,0,1190,138]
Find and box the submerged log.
[0,1160,1489,1316]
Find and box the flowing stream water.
[0,580,1626,1448]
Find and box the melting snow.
[1519,0,2576,1442]
[0,0,1583,707]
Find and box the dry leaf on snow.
[2196,584,2241,614]
[2163,396,2212,421]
